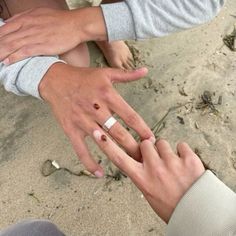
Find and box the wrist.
[39,62,66,102]
[73,7,108,43]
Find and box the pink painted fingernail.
[3,58,10,65]
[94,170,104,178]
[149,136,156,144]
[93,130,102,141]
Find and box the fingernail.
[93,130,102,141]
[3,58,10,65]
[94,170,103,178]
[149,136,156,144]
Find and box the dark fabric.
[0,220,65,236]
[0,0,10,19]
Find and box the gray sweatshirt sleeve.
[101,0,225,41]
[0,19,63,99]
[167,170,236,236]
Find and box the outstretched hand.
[40,63,154,177]
[93,130,205,222]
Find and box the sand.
[1,0,236,235]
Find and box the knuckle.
[113,128,128,143]
[8,41,18,51]
[18,47,30,59]
[101,86,112,101]
[112,153,125,167]
[184,155,198,167]
[155,164,167,179]
[126,112,140,125]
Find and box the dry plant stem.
[223,26,236,51]
[134,102,192,141]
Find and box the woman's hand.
[93,130,205,222]
[0,7,107,64]
[40,63,154,177]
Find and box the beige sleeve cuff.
[167,170,236,236]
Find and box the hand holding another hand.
[94,130,205,222]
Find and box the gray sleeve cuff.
[167,170,236,236]
[15,56,64,99]
[101,2,136,41]
[0,18,64,100]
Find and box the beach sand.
[1,0,236,235]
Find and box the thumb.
[110,67,148,83]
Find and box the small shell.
[52,160,60,169]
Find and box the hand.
[93,131,205,222]
[0,7,107,64]
[40,63,154,177]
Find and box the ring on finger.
[103,116,117,132]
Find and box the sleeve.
[101,0,225,41]
[166,170,236,236]
[0,19,64,99]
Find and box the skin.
[0,6,123,66]
[96,40,135,69]
[93,130,205,223]
[1,1,207,225]
[0,0,154,176]
[40,63,154,177]
[0,0,90,67]
[0,1,134,69]
[0,7,99,65]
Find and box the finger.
[91,107,142,161]
[108,92,154,141]
[140,140,161,169]
[5,43,50,64]
[68,129,104,178]
[108,122,141,161]
[0,33,42,62]
[156,139,177,160]
[93,129,141,177]
[109,67,148,83]
[177,142,196,159]
[0,21,21,38]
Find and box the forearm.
[0,19,63,99]
[167,170,236,236]
[101,0,225,41]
